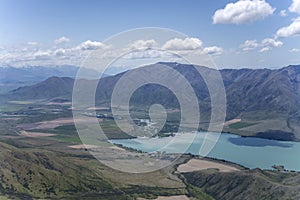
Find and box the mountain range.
[2,62,300,141]
[0,65,100,94]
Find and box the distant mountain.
[0,65,101,94]
[7,76,74,100]
[222,65,300,117]
[93,62,300,120]
[4,62,300,140]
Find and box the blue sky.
[0,0,300,69]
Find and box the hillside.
[184,168,300,200]
[0,139,187,199]
[0,142,126,199]
[7,76,74,100]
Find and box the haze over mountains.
[0,65,99,94]
[2,62,300,141]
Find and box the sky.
[0,0,300,69]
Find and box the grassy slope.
[183,168,300,200]
[0,142,128,199]
[0,138,189,199]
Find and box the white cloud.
[240,40,259,51]
[54,36,70,45]
[240,38,282,52]
[289,0,300,14]
[0,37,224,67]
[162,38,203,51]
[0,39,113,67]
[261,38,283,47]
[76,40,107,50]
[0,53,14,60]
[124,38,223,58]
[259,47,271,52]
[0,42,80,66]
[123,49,174,60]
[279,10,287,17]
[276,17,300,37]
[54,48,66,56]
[33,50,52,60]
[290,48,300,52]
[27,41,39,46]
[203,46,223,55]
[212,0,275,24]
[259,38,283,52]
[129,39,157,50]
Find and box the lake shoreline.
[223,131,300,142]
[178,154,248,172]
[156,130,300,143]
[110,131,300,171]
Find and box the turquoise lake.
[110,132,300,171]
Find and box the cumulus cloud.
[259,38,283,52]
[123,49,174,60]
[76,40,107,50]
[129,39,157,50]
[124,38,223,58]
[162,38,203,51]
[240,38,282,52]
[203,46,223,55]
[259,47,271,52]
[213,0,275,24]
[33,50,52,60]
[289,0,300,14]
[54,36,70,45]
[276,17,300,38]
[1,37,224,67]
[290,48,300,52]
[240,40,259,51]
[0,39,109,66]
[261,38,283,47]
[54,48,66,56]
[279,10,287,17]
